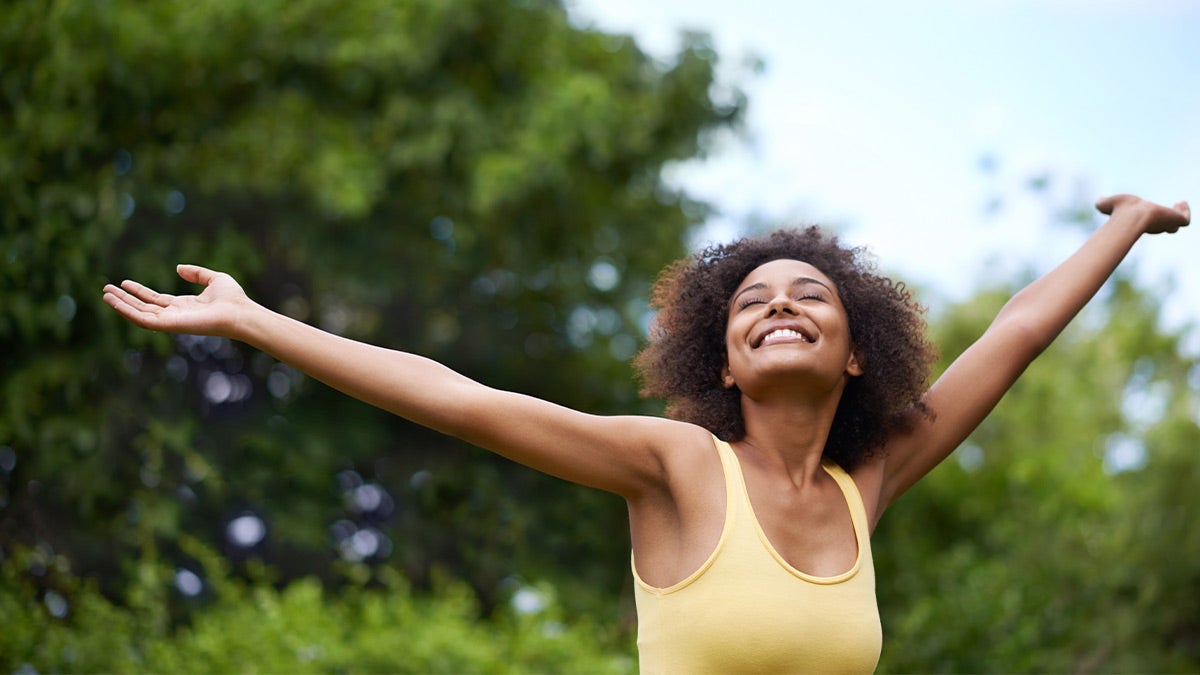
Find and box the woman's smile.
[756,324,816,348]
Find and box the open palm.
[1096,194,1190,234]
[102,264,252,338]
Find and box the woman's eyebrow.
[795,277,837,298]
[793,276,832,291]
[731,282,767,305]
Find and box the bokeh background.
[2,1,1197,672]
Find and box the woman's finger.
[103,287,163,328]
[177,263,220,286]
[120,279,175,307]
[107,282,165,315]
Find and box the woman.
[103,194,1188,672]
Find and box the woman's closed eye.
[736,293,826,312]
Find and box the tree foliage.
[1,0,739,624]
[875,267,1200,672]
[3,0,1198,672]
[1,541,635,673]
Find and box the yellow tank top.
[632,437,881,674]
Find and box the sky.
[568,0,1200,346]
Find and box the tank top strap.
[710,436,747,502]
[819,458,871,551]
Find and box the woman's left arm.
[870,195,1189,516]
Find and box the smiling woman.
[634,228,936,469]
[102,194,1189,673]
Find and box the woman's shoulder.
[609,414,714,449]
[645,418,720,458]
[616,417,722,493]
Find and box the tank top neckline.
[717,437,867,584]
[632,435,869,595]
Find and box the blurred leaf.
[0,0,741,657]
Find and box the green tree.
[0,0,741,639]
[875,263,1200,672]
[0,541,636,672]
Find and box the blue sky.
[570,0,1199,345]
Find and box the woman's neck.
[737,389,841,485]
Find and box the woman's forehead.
[735,258,835,290]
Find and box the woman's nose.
[767,295,798,315]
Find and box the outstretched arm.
[103,265,676,498]
[868,195,1190,517]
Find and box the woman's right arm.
[103,264,676,498]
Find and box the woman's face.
[722,258,861,396]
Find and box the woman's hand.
[102,264,254,338]
[1096,194,1190,235]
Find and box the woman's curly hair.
[633,227,937,469]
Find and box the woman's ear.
[846,348,864,377]
[721,361,736,389]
